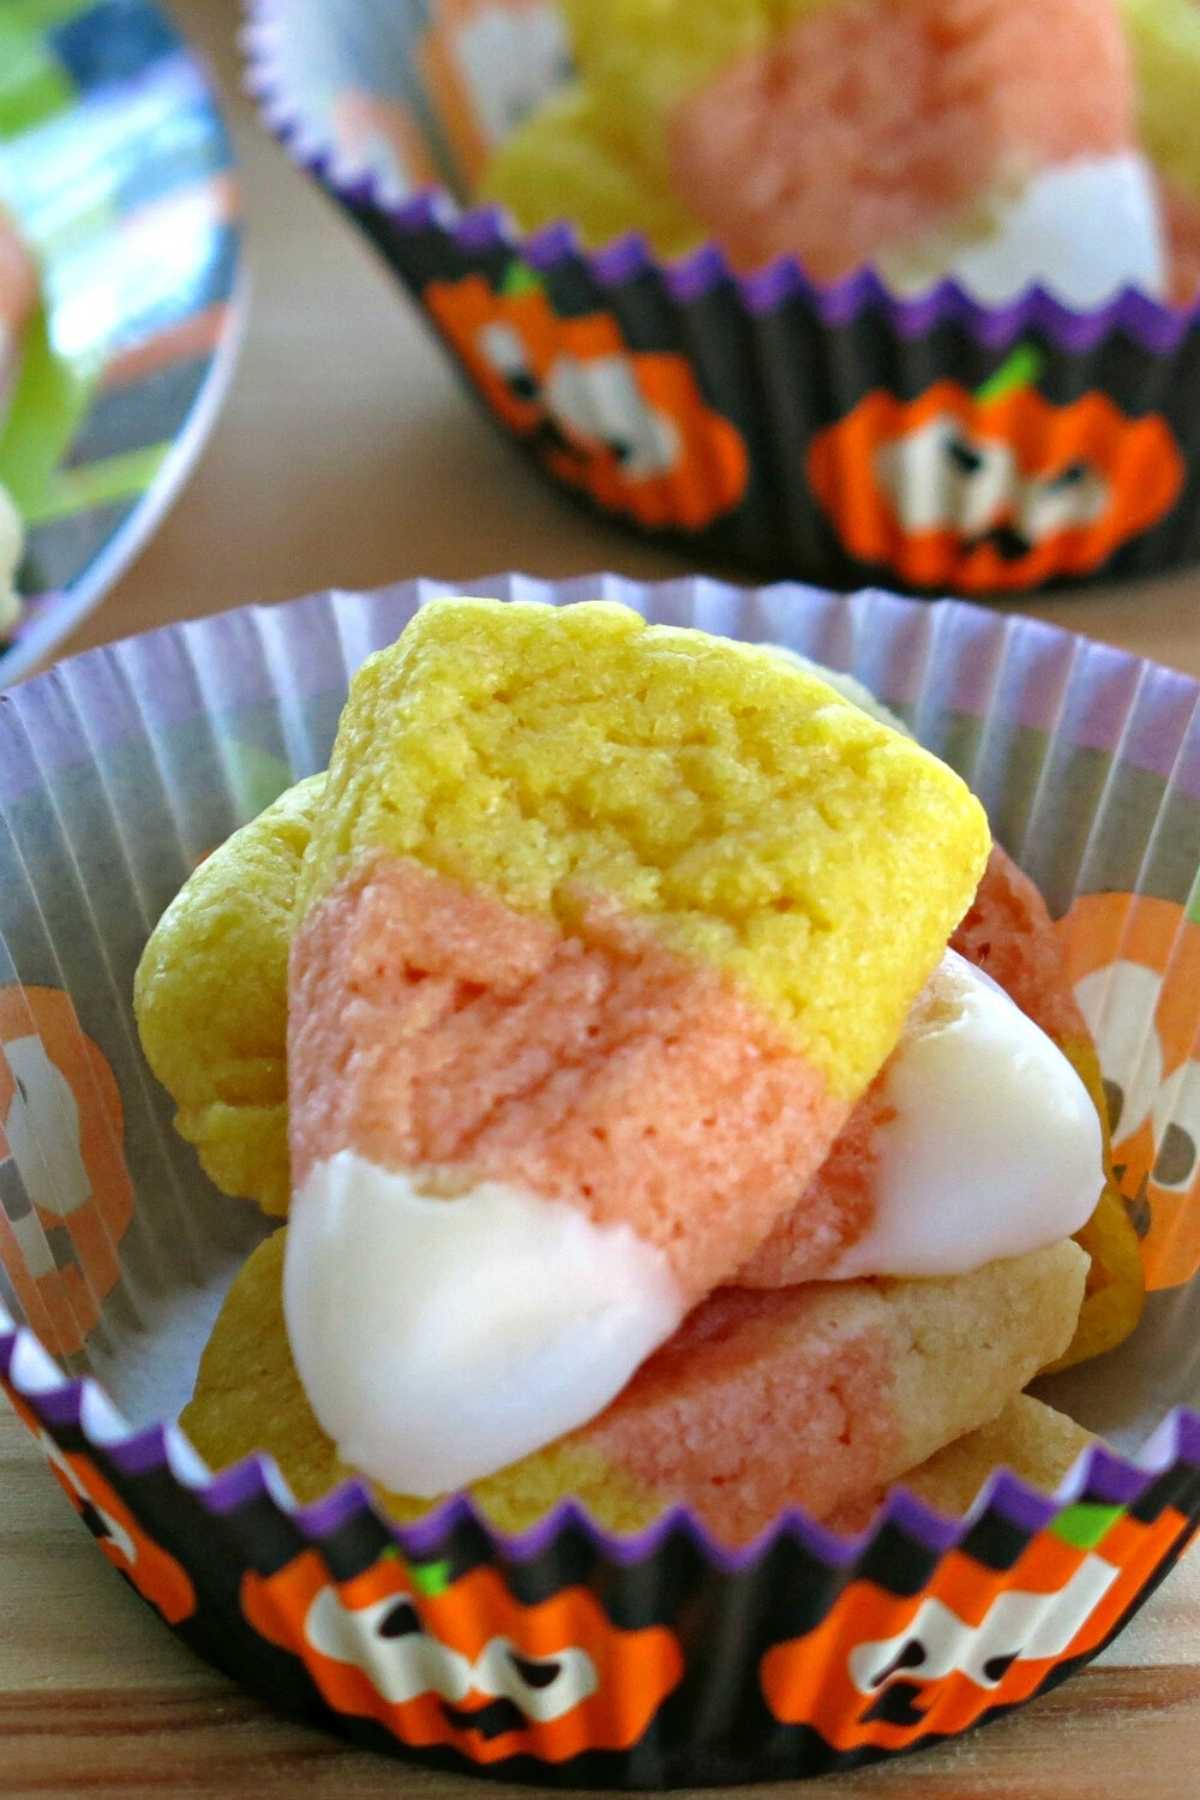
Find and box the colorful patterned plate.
[0,0,243,683]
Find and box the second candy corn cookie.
[484,0,1169,307]
[182,1226,1087,1543]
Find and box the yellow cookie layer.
[826,1395,1096,1532]
[1045,1035,1145,1370]
[485,1,834,250]
[134,775,324,1216]
[480,86,706,258]
[298,599,990,1099]
[557,0,832,180]
[1121,0,1200,196]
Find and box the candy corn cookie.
[181,1226,1088,1544]
[135,634,1139,1379]
[279,599,987,1493]
[484,0,1168,307]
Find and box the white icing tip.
[284,1156,684,1496]
[882,152,1167,308]
[829,949,1104,1281]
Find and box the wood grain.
[4,1,1200,1793]
[5,1668,1200,1799]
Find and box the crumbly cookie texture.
[299,598,989,1099]
[133,633,926,1221]
[181,1228,1086,1544]
[132,640,1139,1369]
[553,0,832,181]
[824,1394,1097,1533]
[489,0,1141,291]
[134,774,324,1215]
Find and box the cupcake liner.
[4,572,1200,1771]
[244,0,1200,595]
[2,574,1200,1782]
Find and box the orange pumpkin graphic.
[0,987,134,1356]
[1058,892,1200,1290]
[243,1548,683,1763]
[808,347,1184,592]
[761,1505,1189,1752]
[426,270,749,530]
[1,1380,196,1625]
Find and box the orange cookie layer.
[668,0,1133,278]
[583,1284,897,1538]
[289,856,847,1306]
[950,846,1090,1047]
[577,1242,1087,1538]
[738,844,1102,1290]
[736,1077,894,1286]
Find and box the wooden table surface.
[4,1,1200,1792]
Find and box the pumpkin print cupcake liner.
[243,0,1200,598]
[1,573,1200,1784]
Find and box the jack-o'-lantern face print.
[1059,893,1200,1290]
[0,1382,195,1624]
[0,987,133,1355]
[761,1507,1189,1752]
[426,270,749,531]
[808,348,1184,592]
[243,1549,683,1763]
